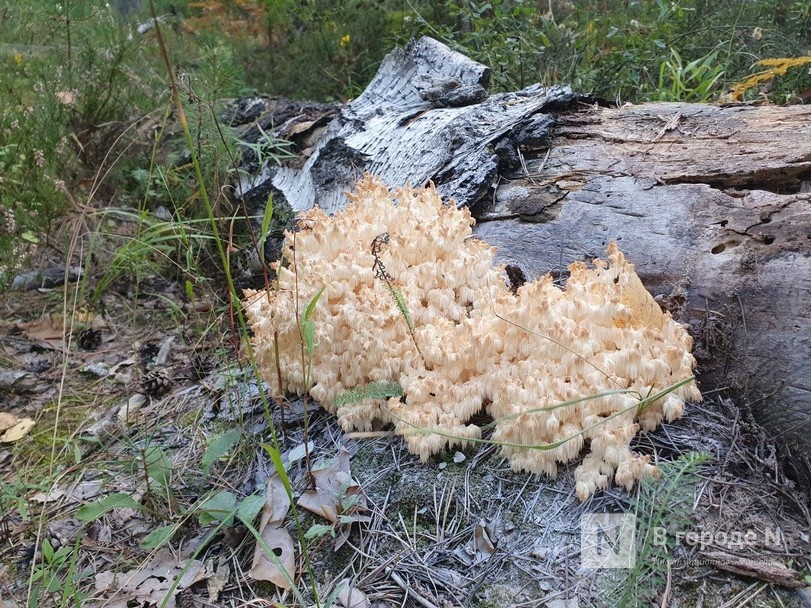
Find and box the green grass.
[603,452,712,608]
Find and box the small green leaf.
[302,319,317,356]
[41,538,54,562]
[21,231,40,244]
[302,287,325,323]
[140,525,177,550]
[131,168,151,185]
[76,493,142,521]
[304,523,335,540]
[264,445,295,507]
[144,446,172,491]
[198,490,237,526]
[338,514,357,525]
[259,193,274,262]
[202,430,242,474]
[339,493,359,511]
[237,492,265,525]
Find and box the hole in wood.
[763,235,775,245]
[273,547,284,557]
[711,243,726,254]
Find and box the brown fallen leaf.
[206,556,230,603]
[31,480,104,504]
[454,520,497,565]
[0,412,18,431]
[249,474,296,589]
[0,418,34,443]
[94,548,206,608]
[337,578,371,608]
[297,448,367,524]
[20,315,66,340]
[56,90,77,105]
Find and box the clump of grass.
[603,451,712,608]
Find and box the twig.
[343,431,393,439]
[388,569,439,608]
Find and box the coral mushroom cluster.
[243,176,701,499]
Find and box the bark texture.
[240,37,597,214]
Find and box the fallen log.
[240,37,811,492]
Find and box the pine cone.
[141,367,173,396]
[78,328,102,351]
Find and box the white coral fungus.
[243,176,701,500]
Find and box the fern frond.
[334,382,404,408]
[384,282,414,332]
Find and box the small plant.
[299,285,325,392]
[334,381,404,408]
[371,232,426,366]
[304,477,368,541]
[29,536,89,608]
[603,451,711,608]
[237,123,298,173]
[90,209,214,301]
[656,48,725,102]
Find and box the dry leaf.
[18,315,67,349]
[249,474,296,589]
[0,371,37,392]
[455,521,496,565]
[337,578,370,608]
[73,304,96,324]
[0,412,18,432]
[94,548,206,608]
[0,418,34,443]
[297,448,366,524]
[20,315,65,340]
[206,557,229,603]
[56,90,77,105]
[31,487,67,503]
[31,480,104,504]
[287,120,316,136]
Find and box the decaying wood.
[700,551,805,588]
[240,37,597,214]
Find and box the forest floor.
[1,229,810,608]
